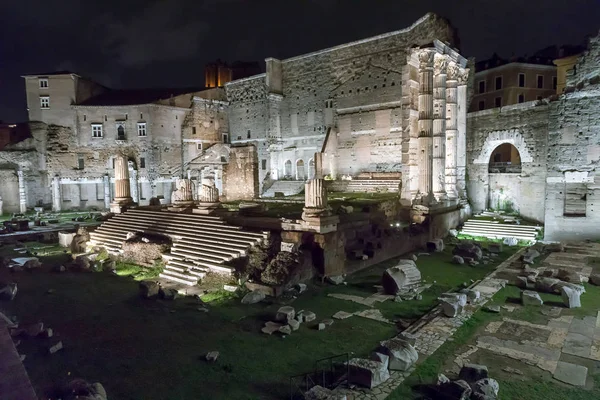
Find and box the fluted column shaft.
[305,178,327,209]
[432,56,447,201]
[114,155,132,202]
[445,63,459,200]
[456,69,469,200]
[417,50,435,202]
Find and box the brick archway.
[473,129,533,165]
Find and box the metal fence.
[289,353,350,399]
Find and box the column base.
[110,201,136,214]
[281,215,340,234]
[168,200,195,213]
[193,202,223,215]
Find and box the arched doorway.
[488,143,522,213]
[489,143,521,173]
[117,125,126,140]
[284,160,292,178]
[308,158,315,179]
[296,159,305,180]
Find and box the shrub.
[261,252,299,286]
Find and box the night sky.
[1,0,599,122]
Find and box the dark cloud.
[1,0,599,122]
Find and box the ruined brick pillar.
[129,162,139,203]
[445,62,459,200]
[417,49,435,204]
[17,170,27,213]
[432,55,448,201]
[456,69,469,200]
[52,176,61,212]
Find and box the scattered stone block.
[397,332,418,346]
[296,283,307,293]
[440,293,468,307]
[278,325,292,335]
[332,311,353,320]
[49,341,63,354]
[223,285,238,293]
[426,239,444,253]
[205,351,219,362]
[159,287,178,300]
[275,306,295,322]
[322,319,334,327]
[460,288,480,303]
[589,273,600,286]
[261,321,283,335]
[488,243,503,253]
[483,305,500,313]
[503,237,518,246]
[453,241,483,261]
[139,281,160,298]
[318,322,326,331]
[24,258,41,270]
[382,260,421,295]
[288,319,300,331]
[452,255,465,265]
[347,358,390,389]
[521,290,543,306]
[326,275,345,285]
[0,282,17,301]
[557,268,583,284]
[472,378,500,399]
[304,385,346,400]
[459,363,489,382]
[535,277,560,293]
[303,311,316,322]
[241,290,265,305]
[561,286,581,308]
[437,373,451,385]
[441,300,463,317]
[379,338,418,371]
[448,229,458,237]
[439,379,472,399]
[370,352,389,369]
[502,366,524,375]
[24,322,44,337]
[43,328,54,338]
[58,231,77,248]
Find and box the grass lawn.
[0,239,520,400]
[389,281,600,399]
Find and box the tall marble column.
[417,49,435,204]
[103,174,111,210]
[432,55,448,201]
[445,62,459,200]
[111,155,133,214]
[52,176,61,212]
[456,69,469,200]
[17,170,27,213]
[129,163,139,203]
[172,178,194,206]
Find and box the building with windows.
[469,52,557,112]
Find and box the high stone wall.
[466,101,549,223]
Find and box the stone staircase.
[326,179,401,193]
[88,208,268,286]
[460,215,541,241]
[261,180,305,197]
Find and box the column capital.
[446,62,460,81]
[418,49,435,68]
[457,68,470,85]
[433,55,448,75]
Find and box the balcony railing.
[489,162,521,173]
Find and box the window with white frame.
[39,78,48,88]
[40,96,50,109]
[196,142,203,150]
[92,124,103,138]
[137,122,147,136]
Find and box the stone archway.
[473,129,532,165]
[296,159,305,180]
[488,143,521,173]
[284,160,292,178]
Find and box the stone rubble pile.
[382,259,422,295]
[434,364,500,400]
[261,306,317,335]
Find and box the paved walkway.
[0,321,38,400]
[333,247,525,399]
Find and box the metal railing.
[289,353,350,399]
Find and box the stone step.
[463,221,540,232]
[94,225,258,249]
[158,271,198,286]
[171,243,238,260]
[175,238,248,254]
[167,257,234,275]
[88,233,123,245]
[129,208,223,222]
[163,262,209,275]
[162,266,206,280]
[100,221,264,244]
[170,248,228,263]
[114,213,239,230]
[112,214,244,234]
[460,229,536,240]
[461,225,538,235]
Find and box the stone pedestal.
[110,155,135,213]
[194,178,222,215]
